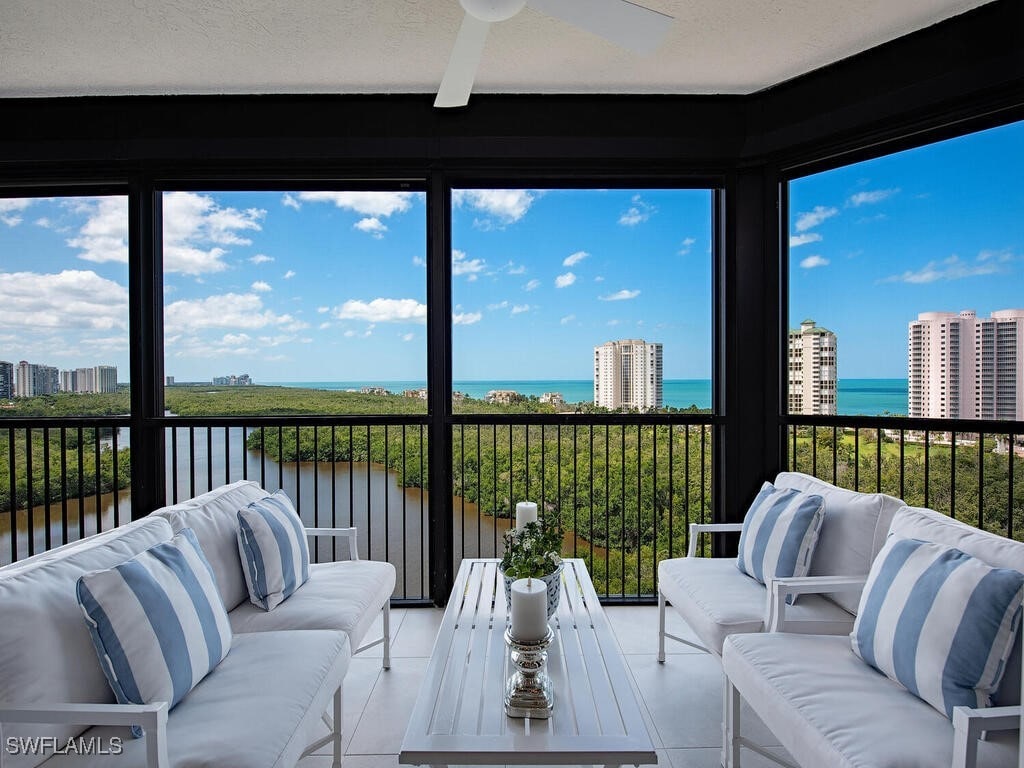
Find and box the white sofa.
[722,505,1023,768]
[151,480,396,667]
[0,515,350,768]
[657,471,907,659]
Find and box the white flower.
[549,553,562,566]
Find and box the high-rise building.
[593,339,663,411]
[0,360,13,400]
[16,361,33,397]
[95,365,118,393]
[75,367,96,394]
[909,309,1024,419]
[788,319,837,415]
[60,369,76,393]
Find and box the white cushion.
[37,630,351,768]
[736,481,824,585]
[229,559,395,649]
[723,633,1018,768]
[775,471,906,613]
[851,536,1023,718]
[0,516,174,768]
[237,490,310,610]
[658,557,851,655]
[151,480,268,611]
[77,529,233,730]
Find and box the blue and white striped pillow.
[77,528,232,735]
[736,481,824,585]
[852,536,1024,719]
[237,490,310,611]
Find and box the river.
[2,425,606,598]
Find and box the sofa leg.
[333,685,343,768]
[382,601,391,671]
[657,589,667,663]
[723,676,741,768]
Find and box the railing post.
[128,179,166,518]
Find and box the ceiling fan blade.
[435,13,491,108]
[527,0,672,55]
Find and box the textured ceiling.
[0,0,993,99]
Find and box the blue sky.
[0,118,1019,385]
[789,119,1024,378]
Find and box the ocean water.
[270,378,909,415]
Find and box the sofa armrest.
[952,704,1020,768]
[766,576,866,634]
[687,523,744,557]
[305,526,359,561]
[0,701,168,768]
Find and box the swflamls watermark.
[5,735,124,756]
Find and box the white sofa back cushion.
[775,471,906,613]
[0,516,174,768]
[152,480,268,611]
[890,505,1024,707]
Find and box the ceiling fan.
[435,0,674,108]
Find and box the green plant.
[500,519,563,578]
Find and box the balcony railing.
[785,414,1023,540]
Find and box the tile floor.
[299,606,793,768]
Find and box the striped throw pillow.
[736,481,824,585]
[237,490,310,611]
[77,528,232,735]
[852,535,1024,719]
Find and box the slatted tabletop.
[399,558,657,766]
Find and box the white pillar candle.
[509,577,547,641]
[515,501,538,530]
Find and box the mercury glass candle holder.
[504,626,554,718]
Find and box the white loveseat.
[151,480,397,667]
[658,471,907,659]
[0,515,350,768]
[722,505,1023,768]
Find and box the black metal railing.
[161,416,431,603]
[1,417,132,565]
[786,415,1024,541]
[450,414,716,600]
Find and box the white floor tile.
[355,608,408,658]
[347,657,429,755]
[390,607,445,657]
[604,605,705,656]
[666,745,792,768]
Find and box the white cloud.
[452,189,535,226]
[412,255,426,267]
[848,188,899,207]
[402,332,415,342]
[354,217,387,238]
[283,270,296,279]
[618,194,655,226]
[599,289,641,301]
[249,253,274,264]
[563,250,589,267]
[678,237,697,256]
[297,191,416,217]
[282,193,301,210]
[506,262,526,275]
[794,205,838,232]
[318,322,331,330]
[453,311,482,325]
[34,217,52,228]
[789,233,822,247]
[799,255,830,269]
[335,297,427,324]
[161,192,265,275]
[0,270,127,331]
[560,314,575,325]
[317,306,329,314]
[0,198,34,227]
[344,330,357,338]
[607,319,620,326]
[487,300,509,310]
[880,251,1013,284]
[511,304,530,314]
[523,279,541,292]
[594,275,605,282]
[164,292,304,335]
[251,280,272,292]
[65,197,129,265]
[555,272,576,288]
[452,249,485,277]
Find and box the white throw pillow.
[736,481,824,585]
[77,528,232,735]
[852,535,1024,719]
[236,490,310,611]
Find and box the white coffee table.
[399,558,657,767]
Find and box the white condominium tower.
[788,319,837,415]
[593,339,663,411]
[908,309,1024,419]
